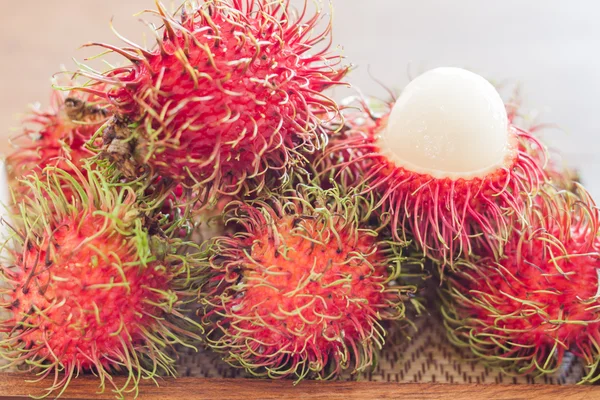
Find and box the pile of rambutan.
[1,0,599,398]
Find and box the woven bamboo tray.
[174,312,584,385]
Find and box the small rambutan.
[441,185,600,378]
[6,89,109,186]
[0,163,203,398]
[317,68,547,266]
[75,0,348,200]
[198,185,425,380]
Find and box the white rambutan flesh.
[379,67,511,180]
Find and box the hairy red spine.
[198,186,424,380]
[76,0,348,199]
[442,186,600,379]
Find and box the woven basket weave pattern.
[175,314,584,384]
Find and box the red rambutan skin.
[441,186,600,378]
[77,0,348,198]
[0,165,202,398]
[6,90,109,186]
[5,215,169,370]
[199,187,421,380]
[317,97,548,267]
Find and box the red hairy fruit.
[6,89,109,186]
[441,185,600,379]
[77,0,348,198]
[317,94,547,267]
[199,185,425,380]
[0,164,202,398]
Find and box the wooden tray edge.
[0,374,599,400]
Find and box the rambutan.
[75,0,348,200]
[317,68,547,266]
[198,185,425,380]
[0,163,203,398]
[6,89,109,186]
[441,185,600,378]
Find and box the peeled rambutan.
[441,185,600,378]
[198,184,425,380]
[317,68,547,266]
[6,89,109,186]
[0,163,203,398]
[75,0,348,199]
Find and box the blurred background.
[1,0,598,197]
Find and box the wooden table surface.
[0,374,598,400]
